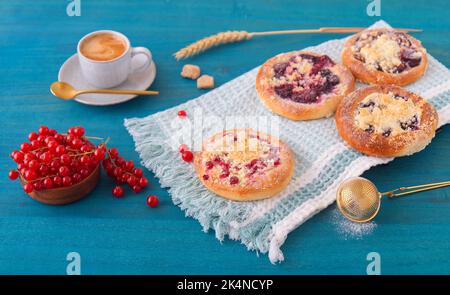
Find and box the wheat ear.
[174,31,251,60]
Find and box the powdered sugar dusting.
[332,209,377,239]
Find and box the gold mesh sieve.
[336,177,450,223]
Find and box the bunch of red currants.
[8,126,158,207]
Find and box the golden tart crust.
[256,51,355,121]
[335,85,438,157]
[194,129,295,201]
[342,29,428,86]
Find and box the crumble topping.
[201,132,282,186]
[355,92,421,136]
[352,31,423,74]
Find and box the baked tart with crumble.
[256,51,355,121]
[335,85,438,157]
[194,129,295,201]
[342,29,428,86]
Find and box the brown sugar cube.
[181,64,201,80]
[197,75,214,89]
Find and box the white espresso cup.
[77,30,153,88]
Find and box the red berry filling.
[272,53,340,104]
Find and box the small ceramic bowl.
[20,165,100,205]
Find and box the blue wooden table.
[1,0,449,274]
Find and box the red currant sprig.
[101,147,149,197]
[8,125,158,207]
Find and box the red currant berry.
[50,159,61,170]
[116,157,125,167]
[39,165,49,175]
[94,149,105,161]
[20,168,27,176]
[61,154,71,165]
[30,140,40,150]
[28,159,40,171]
[147,195,159,207]
[8,170,19,180]
[13,151,24,164]
[47,140,58,152]
[71,138,83,149]
[124,160,134,171]
[53,176,63,187]
[121,173,130,183]
[80,145,91,153]
[127,175,138,186]
[28,132,38,141]
[230,176,239,185]
[62,176,73,187]
[23,183,34,193]
[54,133,65,143]
[178,144,188,153]
[43,178,53,189]
[80,169,90,178]
[112,186,124,198]
[73,126,85,137]
[38,126,49,135]
[20,142,31,153]
[24,169,37,181]
[181,151,194,162]
[37,135,46,143]
[139,177,149,187]
[66,134,75,143]
[133,168,143,177]
[40,152,52,163]
[33,181,44,191]
[55,145,66,155]
[48,129,57,136]
[178,110,187,117]
[44,136,55,145]
[132,185,142,193]
[59,166,70,177]
[80,155,91,165]
[113,167,123,178]
[108,148,119,159]
[73,173,82,183]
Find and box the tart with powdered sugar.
[342,29,428,86]
[256,51,355,121]
[194,129,295,201]
[335,85,438,157]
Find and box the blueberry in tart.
[342,29,428,86]
[335,85,438,157]
[256,51,355,121]
[194,129,295,201]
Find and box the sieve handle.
[382,181,450,198]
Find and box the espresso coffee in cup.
[79,33,127,62]
[77,30,153,88]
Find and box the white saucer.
[58,53,157,106]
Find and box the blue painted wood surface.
[0,0,449,274]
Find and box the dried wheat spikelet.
[174,27,421,60]
[174,31,251,60]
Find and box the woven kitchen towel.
[125,20,450,263]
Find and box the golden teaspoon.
[50,81,159,100]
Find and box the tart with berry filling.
[256,51,355,121]
[335,85,438,157]
[194,129,295,201]
[342,29,428,86]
